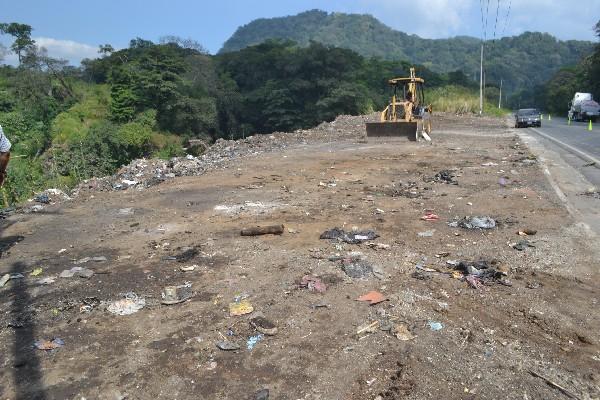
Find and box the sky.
[1,0,599,65]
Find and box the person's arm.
[0,151,10,187]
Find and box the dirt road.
[1,114,599,399]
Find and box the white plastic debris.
[107,293,146,315]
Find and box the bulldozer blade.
[365,122,418,141]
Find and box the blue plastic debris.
[428,321,444,331]
[247,334,263,350]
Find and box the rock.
[250,317,278,336]
[216,341,240,351]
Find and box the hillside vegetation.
[0,29,487,206]
[221,10,594,97]
[514,21,600,114]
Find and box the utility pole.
[479,43,484,115]
[498,79,503,109]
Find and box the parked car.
[515,108,541,128]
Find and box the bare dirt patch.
[1,114,599,399]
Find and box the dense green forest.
[220,9,594,97]
[513,21,600,114]
[0,24,492,206]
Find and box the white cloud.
[501,0,600,40]
[357,0,599,41]
[358,0,472,38]
[34,37,99,64]
[0,37,100,66]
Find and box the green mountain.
[220,9,594,92]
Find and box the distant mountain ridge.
[220,9,594,92]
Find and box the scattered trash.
[300,275,327,293]
[512,239,535,251]
[481,162,498,166]
[37,277,56,285]
[448,216,496,229]
[367,243,390,250]
[179,265,198,272]
[174,248,198,262]
[319,180,337,188]
[498,177,508,186]
[229,299,254,316]
[74,256,107,264]
[416,264,437,273]
[80,297,101,313]
[58,248,67,254]
[254,389,270,400]
[428,321,444,331]
[518,228,537,236]
[356,291,387,305]
[118,208,134,216]
[34,193,50,204]
[451,259,508,286]
[528,369,580,400]
[581,189,600,199]
[341,258,373,278]
[417,230,435,237]
[246,334,263,350]
[250,317,278,336]
[0,273,24,287]
[421,213,439,221]
[430,170,458,185]
[526,281,542,289]
[466,275,484,289]
[310,301,330,309]
[30,268,43,276]
[320,227,379,244]
[59,267,94,279]
[356,321,380,336]
[161,285,193,305]
[411,271,432,280]
[107,292,146,315]
[216,341,240,351]
[393,324,416,341]
[34,338,64,350]
[241,224,285,236]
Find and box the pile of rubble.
[72,114,370,197]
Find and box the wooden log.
[240,224,284,236]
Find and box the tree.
[159,36,207,53]
[0,22,35,63]
[98,44,114,56]
[129,37,154,49]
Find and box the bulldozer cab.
[366,67,432,141]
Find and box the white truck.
[568,92,600,122]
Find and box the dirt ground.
[1,114,599,400]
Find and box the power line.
[493,0,501,41]
[501,0,512,37]
[479,0,486,40]
[484,0,491,40]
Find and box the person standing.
[0,124,11,187]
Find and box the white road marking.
[529,127,600,168]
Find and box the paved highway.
[522,114,600,191]
[525,116,600,161]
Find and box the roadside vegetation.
[512,21,600,114]
[0,19,597,205]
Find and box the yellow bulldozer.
[366,67,432,141]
